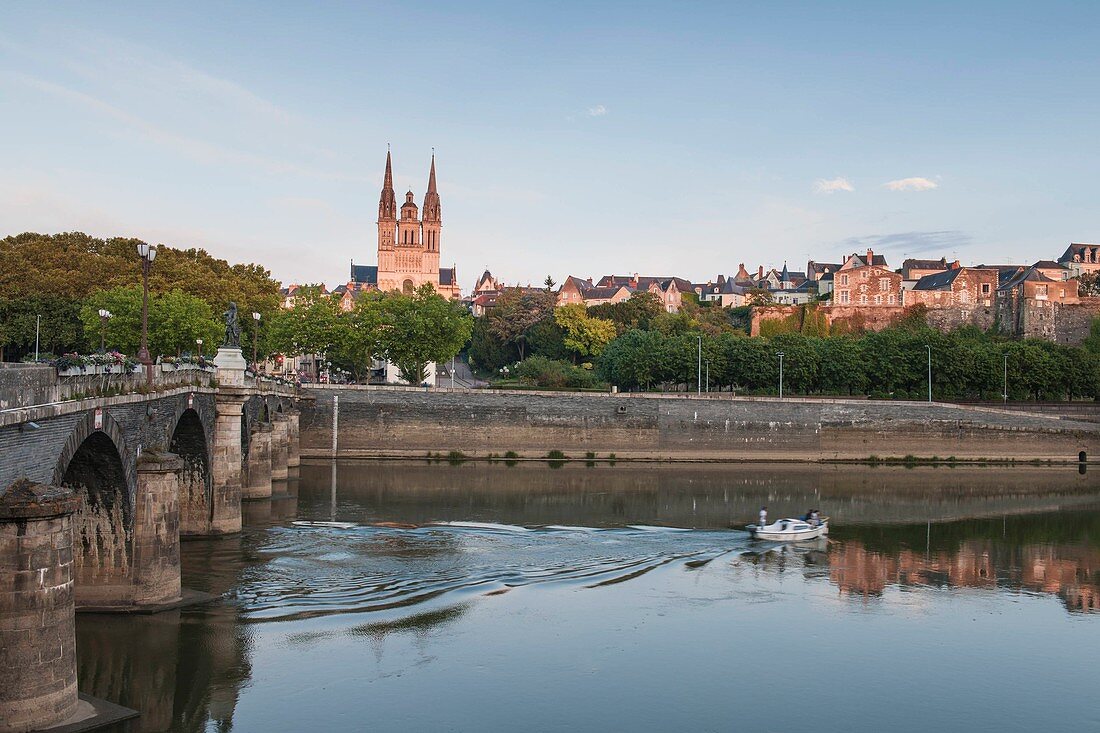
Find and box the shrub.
[513,356,603,390]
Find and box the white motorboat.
[746,518,829,541]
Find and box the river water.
[79,460,1100,733]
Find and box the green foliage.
[378,284,474,384]
[468,316,518,374]
[524,317,571,361]
[0,232,280,361]
[594,318,1100,400]
[513,355,604,389]
[553,304,617,360]
[487,287,555,360]
[587,292,664,334]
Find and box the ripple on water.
[232,523,750,623]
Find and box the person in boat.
[809,509,820,527]
[758,506,768,528]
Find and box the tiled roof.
[912,268,962,291]
[439,267,456,286]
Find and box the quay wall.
[299,387,1100,462]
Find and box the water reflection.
[75,462,1099,733]
[829,514,1100,612]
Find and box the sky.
[1,1,1098,290]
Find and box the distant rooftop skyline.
[1,1,1097,289]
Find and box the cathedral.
[350,151,461,299]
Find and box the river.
[79,460,1100,732]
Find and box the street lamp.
[252,311,261,369]
[195,338,203,358]
[776,351,785,398]
[925,344,932,403]
[136,243,157,383]
[696,334,702,395]
[97,309,112,353]
[1003,353,1009,404]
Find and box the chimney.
[587,277,593,284]
[951,260,961,270]
[757,265,764,279]
[866,248,874,264]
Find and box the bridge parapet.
[0,362,216,412]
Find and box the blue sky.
[1,1,1098,289]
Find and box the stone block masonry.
[0,480,81,733]
[300,387,1100,462]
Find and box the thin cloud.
[586,104,608,117]
[884,176,938,192]
[839,231,972,256]
[2,71,364,182]
[813,177,854,194]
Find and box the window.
[981,283,991,295]
[888,294,896,305]
[874,294,882,305]
[879,278,889,291]
[859,294,868,305]
[839,290,850,304]
[860,270,868,279]
[1060,289,1066,298]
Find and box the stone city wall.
[300,386,1100,462]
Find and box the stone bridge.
[0,361,301,732]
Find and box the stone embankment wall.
[300,386,1100,462]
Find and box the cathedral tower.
[376,150,397,284]
[421,155,441,280]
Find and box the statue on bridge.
[223,302,241,348]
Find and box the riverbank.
[299,386,1100,463]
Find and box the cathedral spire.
[423,153,441,222]
[378,149,396,221]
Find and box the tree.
[487,287,554,360]
[588,292,664,334]
[544,275,556,292]
[378,284,473,384]
[468,316,518,374]
[151,290,222,357]
[1,295,85,360]
[267,285,343,375]
[1078,272,1100,296]
[746,288,774,307]
[328,294,383,382]
[553,304,617,361]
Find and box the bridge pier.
[0,480,81,733]
[271,415,289,481]
[243,423,273,500]
[209,391,246,535]
[287,412,300,466]
[131,453,183,608]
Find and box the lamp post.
[136,243,157,383]
[252,311,261,370]
[196,339,203,358]
[696,334,702,395]
[34,314,40,362]
[97,309,112,353]
[1003,353,1009,404]
[926,344,932,403]
[705,359,710,393]
[776,351,785,398]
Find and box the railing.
[0,363,218,411]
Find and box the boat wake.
[231,522,748,624]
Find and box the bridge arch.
[171,408,213,535]
[53,410,136,604]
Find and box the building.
[905,266,998,308]
[1058,243,1100,277]
[831,249,902,307]
[557,274,688,312]
[350,151,461,299]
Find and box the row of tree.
[470,287,1100,400]
[0,232,281,360]
[266,284,472,383]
